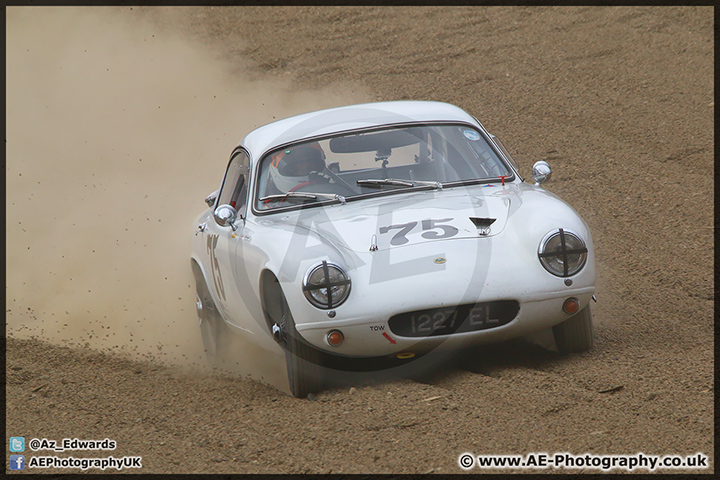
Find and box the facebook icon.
[10,455,25,470]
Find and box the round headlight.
[302,261,351,309]
[538,229,588,277]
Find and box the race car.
[191,100,596,398]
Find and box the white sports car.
[191,101,596,397]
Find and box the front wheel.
[276,288,324,398]
[553,305,594,353]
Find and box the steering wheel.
[288,177,318,193]
[290,170,357,196]
[320,168,359,194]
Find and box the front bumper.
[296,287,595,357]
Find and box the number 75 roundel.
[379,218,459,246]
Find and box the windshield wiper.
[259,191,346,205]
[356,178,443,190]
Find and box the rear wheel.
[194,269,230,367]
[553,304,594,353]
[275,287,324,398]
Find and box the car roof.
[239,100,478,158]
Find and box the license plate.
[388,301,519,337]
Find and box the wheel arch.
[190,257,210,294]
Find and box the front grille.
[388,300,519,338]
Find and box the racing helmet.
[268,143,326,193]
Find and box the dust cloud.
[5,7,368,373]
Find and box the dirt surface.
[6,6,714,474]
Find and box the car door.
[204,148,254,332]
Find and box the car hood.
[263,185,515,254]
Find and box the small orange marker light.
[563,298,579,315]
[327,330,344,347]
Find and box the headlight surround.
[538,229,588,277]
[302,261,351,309]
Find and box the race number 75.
[379,218,458,246]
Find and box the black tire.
[553,304,594,354]
[276,287,324,398]
[194,268,230,367]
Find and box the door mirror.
[532,161,552,185]
[205,190,219,208]
[214,204,239,231]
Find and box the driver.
[267,142,327,194]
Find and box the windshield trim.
[250,121,515,217]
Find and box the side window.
[217,150,251,217]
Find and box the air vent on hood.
[469,217,496,236]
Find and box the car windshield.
[255,123,512,211]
